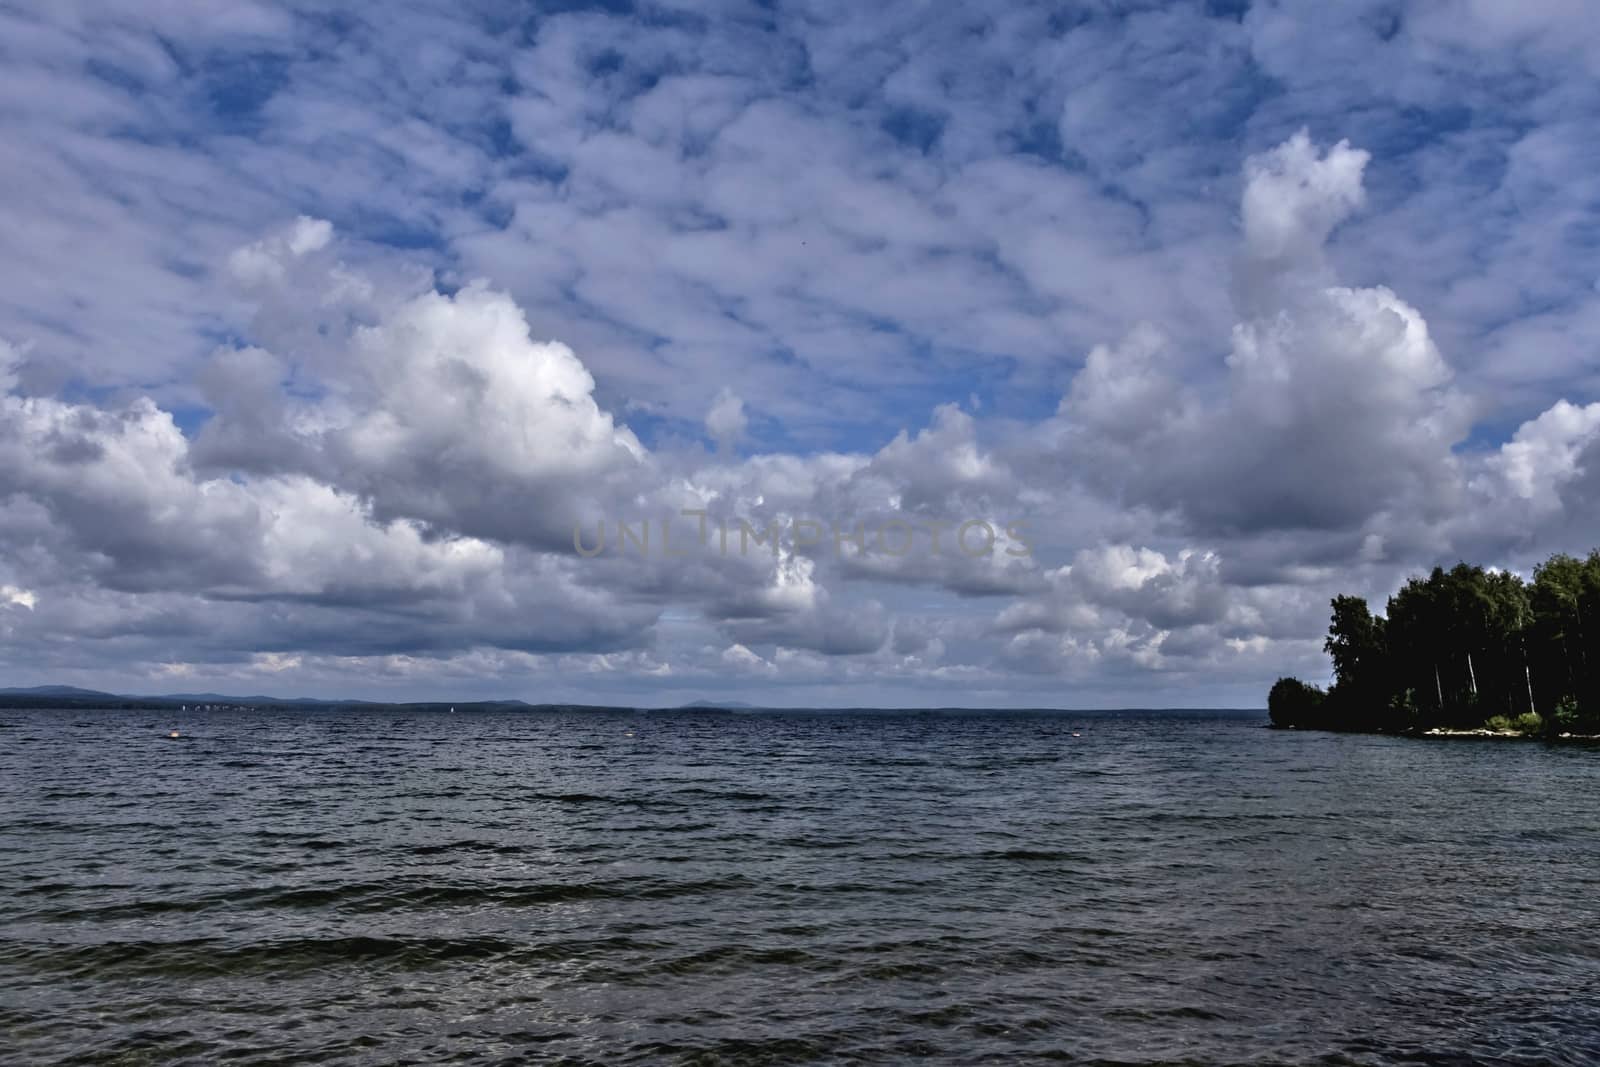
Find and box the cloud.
[705,388,747,452]
[1240,130,1370,267]
[2,149,1590,703]
[991,541,1322,679]
[199,231,650,551]
[249,652,302,674]
[0,341,20,394]
[1474,400,1600,512]
[228,216,333,285]
[720,642,777,675]
[1053,132,1472,539]
[2,5,1599,705]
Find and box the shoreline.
[1273,724,1600,743]
[1419,728,1600,742]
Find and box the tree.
[1272,547,1599,736]
[1385,569,1451,727]
[1268,677,1326,729]
[1324,595,1388,728]
[1484,569,1534,717]
[1529,552,1600,732]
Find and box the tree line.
[1269,551,1600,737]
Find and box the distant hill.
[0,685,1264,716]
[159,692,363,706]
[0,686,359,710]
[0,686,564,713]
[0,688,363,708]
[0,685,123,700]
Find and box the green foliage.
[1271,548,1600,736]
[1268,677,1326,729]
[1548,696,1598,735]
[1484,713,1541,735]
[1324,595,1390,730]
[1387,688,1421,731]
[1325,595,1384,687]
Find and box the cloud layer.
[1,2,1597,705]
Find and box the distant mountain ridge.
[0,687,1264,715]
[0,687,759,710]
[0,685,122,699]
[0,687,745,712]
[159,692,362,706]
[0,686,535,711]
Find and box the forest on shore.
[1269,551,1600,737]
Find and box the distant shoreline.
[0,693,1264,716]
[1270,723,1600,743]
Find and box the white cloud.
[705,388,748,452]
[720,642,776,675]
[250,652,303,674]
[1239,130,1369,267]
[1054,132,1472,538]
[1475,400,1600,511]
[228,216,334,286]
[2,6,1599,705]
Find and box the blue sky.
[1,0,1598,706]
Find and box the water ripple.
[2,707,1597,1065]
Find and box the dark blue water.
[1,707,1596,1065]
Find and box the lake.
[1,707,1596,1065]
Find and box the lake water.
[1,707,1596,1065]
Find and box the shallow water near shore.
[2,706,1597,1065]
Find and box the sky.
[1,0,1598,707]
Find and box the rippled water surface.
[2,707,1597,1065]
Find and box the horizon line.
[0,683,1268,714]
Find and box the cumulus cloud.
[0,219,1033,689]
[1239,131,1369,269]
[705,388,748,452]
[228,216,334,286]
[0,262,667,671]
[1474,401,1600,513]
[4,138,1591,704]
[1053,132,1472,540]
[720,642,777,675]
[991,541,1318,678]
[198,230,650,550]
